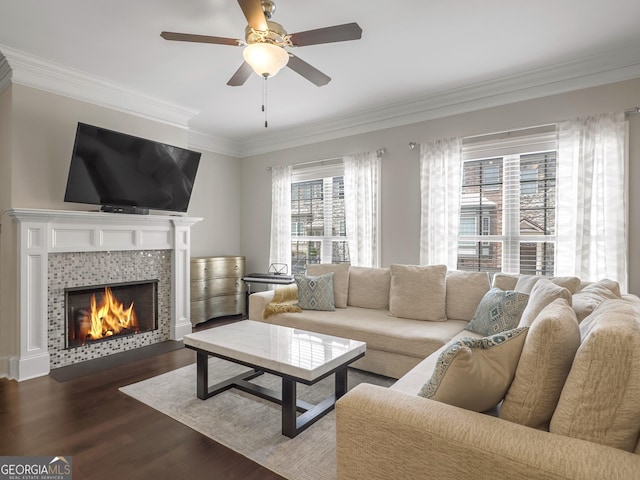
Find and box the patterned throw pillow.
[465,288,529,336]
[295,273,335,311]
[419,327,529,412]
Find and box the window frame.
[458,125,558,275]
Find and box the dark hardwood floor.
[0,317,285,480]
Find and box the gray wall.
[239,78,640,294]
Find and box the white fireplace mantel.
[3,208,202,381]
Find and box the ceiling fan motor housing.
[244,21,290,46]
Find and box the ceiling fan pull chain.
[263,75,269,128]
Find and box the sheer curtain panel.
[269,164,293,273]
[344,151,381,267]
[556,112,628,291]
[419,137,462,267]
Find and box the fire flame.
[87,287,138,340]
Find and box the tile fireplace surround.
[1,208,202,381]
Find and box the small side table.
[241,273,296,316]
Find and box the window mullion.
[321,177,333,263]
[502,154,521,273]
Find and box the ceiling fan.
[160,0,362,87]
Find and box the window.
[291,165,349,274]
[457,127,557,275]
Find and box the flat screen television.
[64,123,201,214]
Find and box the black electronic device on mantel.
[63,123,201,214]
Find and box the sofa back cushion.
[347,266,390,310]
[515,275,581,295]
[501,298,580,430]
[518,279,572,327]
[549,298,640,452]
[306,263,350,308]
[389,264,447,321]
[445,271,490,320]
[492,273,519,291]
[571,278,621,322]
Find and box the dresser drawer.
[191,257,245,281]
[190,277,244,301]
[190,294,244,324]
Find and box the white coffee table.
[183,320,366,438]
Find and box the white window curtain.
[269,164,292,273]
[556,112,628,291]
[419,137,462,267]
[344,151,381,267]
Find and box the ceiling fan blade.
[237,0,268,31]
[289,22,362,47]
[161,31,240,46]
[227,62,253,86]
[287,54,331,87]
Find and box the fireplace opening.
[65,280,159,348]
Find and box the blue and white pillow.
[465,288,529,336]
[295,272,335,311]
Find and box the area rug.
[119,358,394,480]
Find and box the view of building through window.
[291,176,350,274]
[458,151,557,275]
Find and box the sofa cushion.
[491,273,519,291]
[259,306,468,360]
[347,266,390,310]
[445,271,490,321]
[500,299,580,430]
[418,327,528,412]
[306,263,350,308]
[295,272,335,311]
[571,279,621,322]
[515,275,581,295]
[465,288,529,336]
[518,279,572,327]
[389,264,447,321]
[550,299,640,452]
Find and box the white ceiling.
[1,0,640,156]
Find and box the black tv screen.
[64,123,201,213]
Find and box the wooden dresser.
[190,255,245,325]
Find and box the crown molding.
[0,51,11,94]
[2,42,639,158]
[236,44,640,157]
[0,44,199,128]
[188,129,242,158]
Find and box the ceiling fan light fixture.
[243,42,289,78]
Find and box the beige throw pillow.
[515,275,581,295]
[419,328,528,412]
[518,279,572,327]
[550,299,640,452]
[492,273,519,291]
[571,278,621,322]
[445,271,490,320]
[347,266,390,309]
[501,299,580,430]
[306,263,350,308]
[389,264,447,321]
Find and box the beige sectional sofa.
[248,264,640,479]
[249,264,494,378]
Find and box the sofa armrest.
[247,290,275,321]
[336,384,640,480]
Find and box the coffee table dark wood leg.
[282,377,297,438]
[196,351,209,400]
[335,365,348,398]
